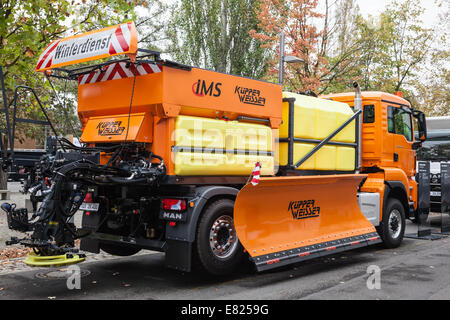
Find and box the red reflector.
[326,246,337,251]
[350,241,360,246]
[162,199,186,211]
[84,192,93,203]
[299,252,310,257]
[267,258,279,265]
[169,221,176,227]
[368,237,378,242]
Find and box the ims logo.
[192,79,222,97]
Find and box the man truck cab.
[324,91,427,226]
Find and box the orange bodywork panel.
[360,172,386,221]
[382,167,418,209]
[234,174,377,258]
[78,65,282,175]
[78,66,282,127]
[81,112,153,143]
[322,91,416,174]
[324,91,418,211]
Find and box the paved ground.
[0,182,449,300]
[0,231,449,300]
[0,182,29,249]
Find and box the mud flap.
[234,174,381,271]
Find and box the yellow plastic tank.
[173,115,274,176]
[279,92,356,171]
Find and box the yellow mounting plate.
[24,252,86,267]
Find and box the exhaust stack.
[353,82,362,173]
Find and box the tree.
[134,1,167,52]
[412,49,449,116]
[340,0,436,95]
[377,0,435,92]
[317,0,366,93]
[251,0,368,94]
[167,0,270,79]
[0,0,147,189]
[251,0,327,91]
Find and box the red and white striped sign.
[109,23,133,55]
[36,22,138,72]
[250,162,261,186]
[78,62,162,85]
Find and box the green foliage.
[317,0,447,118]
[0,0,143,142]
[167,0,270,79]
[134,1,167,52]
[0,0,447,140]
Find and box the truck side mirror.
[412,141,422,150]
[413,110,427,142]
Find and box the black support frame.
[0,67,14,171]
[10,85,62,166]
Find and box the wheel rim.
[388,209,402,239]
[209,215,238,259]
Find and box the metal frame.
[0,67,13,169]
[48,49,191,81]
[236,115,270,124]
[279,97,362,173]
[50,49,162,80]
[437,162,450,234]
[9,85,62,166]
[406,161,443,240]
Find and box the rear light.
[84,192,93,216]
[84,192,93,203]
[162,199,187,211]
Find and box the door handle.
[394,153,399,162]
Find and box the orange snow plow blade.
[234,174,381,271]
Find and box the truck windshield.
[388,106,413,141]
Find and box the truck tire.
[377,198,405,248]
[100,243,141,256]
[195,199,245,275]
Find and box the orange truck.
[1,23,429,274]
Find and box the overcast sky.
[355,0,443,28]
[162,0,446,29]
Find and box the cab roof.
[322,91,411,107]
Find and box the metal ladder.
[0,66,59,172]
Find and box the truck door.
[387,105,415,177]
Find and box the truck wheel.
[196,199,245,275]
[100,243,141,256]
[377,198,405,248]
